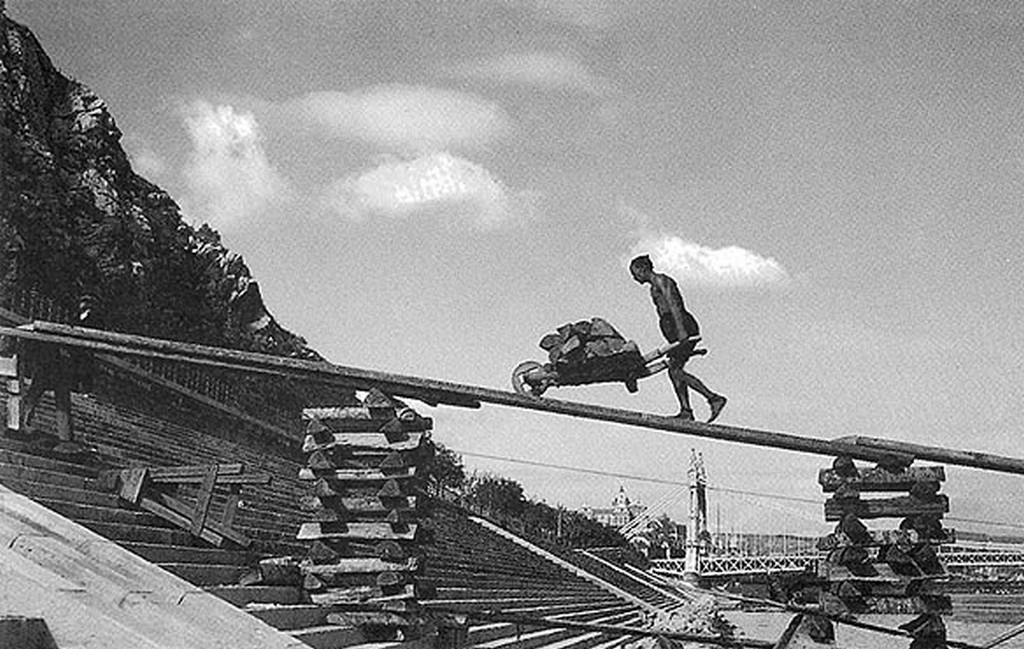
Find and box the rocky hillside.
[0,6,318,359]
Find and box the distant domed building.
[582,485,646,527]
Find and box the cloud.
[445,51,615,97]
[122,135,167,180]
[528,0,616,33]
[181,101,290,231]
[285,85,512,153]
[321,151,532,229]
[630,234,791,289]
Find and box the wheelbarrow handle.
[641,335,702,363]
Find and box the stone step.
[466,606,640,645]
[161,562,252,586]
[434,586,605,600]
[421,595,621,612]
[469,623,579,649]
[207,584,307,607]
[34,498,168,527]
[506,602,637,620]
[246,604,329,631]
[0,461,97,490]
[78,519,207,546]
[580,635,631,649]
[517,629,615,649]
[120,541,259,566]
[423,567,597,585]
[0,445,101,477]
[0,476,121,507]
[78,518,306,555]
[289,624,367,649]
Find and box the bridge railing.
[650,543,1024,578]
[651,553,818,578]
[938,543,1024,568]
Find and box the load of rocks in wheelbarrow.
[538,318,646,384]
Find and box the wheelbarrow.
[511,335,706,397]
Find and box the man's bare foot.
[673,408,694,421]
[707,395,727,423]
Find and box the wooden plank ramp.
[8,322,1024,475]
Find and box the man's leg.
[682,372,727,422]
[667,364,694,419]
[681,372,715,400]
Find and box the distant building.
[582,486,646,528]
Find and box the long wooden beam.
[0,307,298,447]
[4,322,1024,476]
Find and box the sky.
[10,0,1024,537]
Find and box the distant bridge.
[651,553,817,578]
[650,543,1024,579]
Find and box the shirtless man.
[630,254,727,422]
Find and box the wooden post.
[53,368,73,442]
[1,355,20,432]
[191,464,220,536]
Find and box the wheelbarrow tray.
[512,337,703,397]
[548,346,647,387]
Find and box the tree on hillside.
[465,471,526,519]
[426,442,466,494]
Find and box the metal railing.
[650,543,1024,578]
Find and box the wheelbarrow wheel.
[511,360,547,397]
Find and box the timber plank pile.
[294,391,654,649]
[295,389,436,642]
[812,457,954,648]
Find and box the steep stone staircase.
[569,548,694,612]
[0,425,674,649]
[418,504,656,649]
[1,377,699,649]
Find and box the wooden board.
[144,491,252,547]
[298,466,417,481]
[817,528,954,550]
[308,417,433,434]
[819,466,945,492]
[824,495,949,521]
[303,557,419,575]
[305,448,423,472]
[304,406,394,421]
[310,583,417,606]
[819,561,947,582]
[325,611,414,628]
[300,494,419,514]
[297,522,419,541]
[302,433,426,454]
[301,569,414,589]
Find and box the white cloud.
[630,234,791,289]
[321,151,531,229]
[122,135,167,180]
[445,51,615,97]
[181,101,290,231]
[285,85,512,154]
[529,0,616,32]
